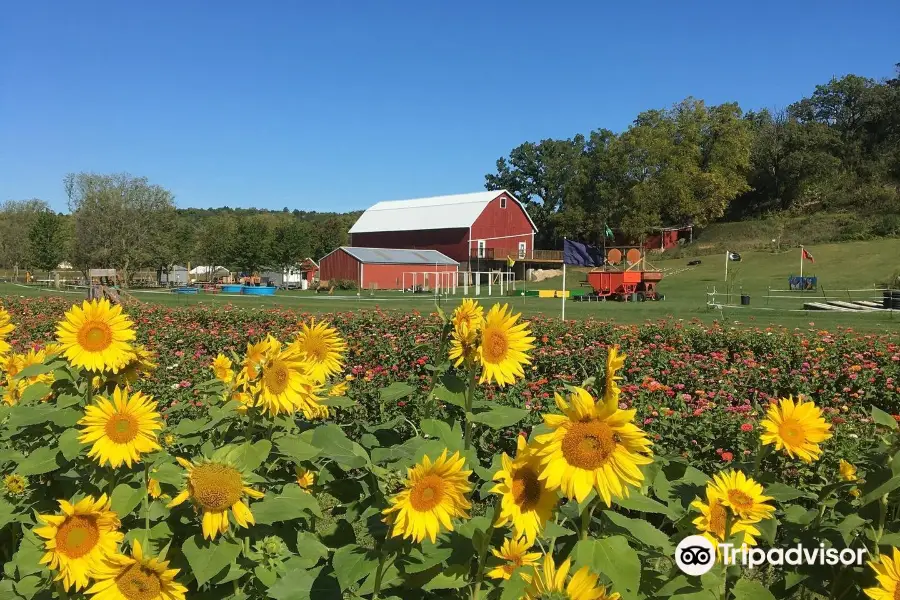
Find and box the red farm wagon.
[575,249,665,301]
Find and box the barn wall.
[350,229,469,262]
[319,249,360,284]
[470,194,535,259]
[361,263,457,291]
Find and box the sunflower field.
[1,297,900,600]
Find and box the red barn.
[348,190,537,270]
[319,247,458,291]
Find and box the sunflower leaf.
[275,436,320,463]
[311,424,369,470]
[732,578,777,600]
[872,406,899,430]
[574,536,640,599]
[58,428,84,461]
[16,446,61,476]
[379,382,414,403]
[182,535,242,587]
[230,440,272,472]
[469,406,528,429]
[252,484,322,523]
[110,483,144,517]
[332,544,379,592]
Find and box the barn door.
[517,242,526,259]
[477,240,486,258]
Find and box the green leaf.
[756,517,777,545]
[253,484,322,524]
[732,578,776,600]
[380,382,414,403]
[603,511,673,552]
[152,462,184,487]
[311,424,369,470]
[320,396,355,408]
[295,532,329,568]
[332,545,378,591]
[541,520,576,540]
[230,440,272,472]
[15,362,57,379]
[268,567,342,600]
[421,572,469,590]
[275,436,320,463]
[420,419,463,452]
[0,499,16,529]
[19,383,53,404]
[10,529,46,578]
[58,428,84,461]
[7,404,58,428]
[182,535,241,587]
[861,475,900,506]
[256,565,279,587]
[17,447,60,476]
[783,505,816,525]
[614,494,679,519]
[500,571,531,600]
[174,418,208,436]
[432,375,466,408]
[669,593,717,600]
[574,536,640,598]
[872,406,899,430]
[14,575,44,600]
[469,406,529,429]
[833,514,867,545]
[110,483,144,517]
[765,483,814,502]
[56,394,82,409]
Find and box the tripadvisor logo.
[675,535,867,575]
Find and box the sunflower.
[382,450,473,544]
[242,339,269,380]
[18,348,55,400]
[865,547,900,600]
[448,321,479,367]
[840,459,858,482]
[707,470,774,522]
[603,346,626,408]
[492,436,557,544]
[85,539,187,600]
[0,306,14,357]
[692,491,763,546]
[2,473,28,497]
[296,467,316,490]
[255,338,324,417]
[167,457,264,540]
[229,390,254,414]
[110,345,158,388]
[452,298,485,331]
[55,299,136,373]
[477,304,534,386]
[487,537,541,581]
[536,387,653,505]
[2,379,26,406]
[524,554,619,600]
[211,354,234,383]
[760,395,833,463]
[78,388,163,468]
[291,318,347,383]
[34,494,124,591]
[1,352,22,378]
[328,380,349,397]
[148,477,162,499]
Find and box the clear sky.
[1,1,897,214]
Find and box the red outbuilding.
[347,190,537,270]
[319,247,459,291]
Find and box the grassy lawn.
[1,239,898,331]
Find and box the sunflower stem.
[579,497,597,541]
[471,501,501,600]
[876,493,888,543]
[55,581,69,600]
[372,552,387,599]
[143,463,151,549]
[751,439,770,478]
[463,363,478,451]
[424,321,451,421]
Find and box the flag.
[564,239,605,267]
[507,256,515,267]
[802,248,814,263]
[727,251,742,261]
[604,225,614,239]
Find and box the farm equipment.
[576,249,665,301]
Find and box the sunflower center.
[511,466,543,510]
[727,490,753,513]
[502,555,524,575]
[104,413,140,443]
[893,586,900,600]
[55,515,100,558]
[115,563,162,600]
[190,463,244,510]
[409,474,446,511]
[78,321,113,352]
[482,329,509,362]
[264,362,290,395]
[778,418,806,446]
[561,421,617,469]
[709,501,727,538]
[302,336,327,362]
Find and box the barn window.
[500,197,507,208]
[477,240,486,258]
[518,242,526,259]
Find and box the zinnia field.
[1,294,900,600]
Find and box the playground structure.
[576,247,665,301]
[400,270,517,296]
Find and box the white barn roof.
[347,190,537,234]
[322,247,458,266]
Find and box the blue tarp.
[563,240,605,267]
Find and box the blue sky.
[2,1,897,214]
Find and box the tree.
[308,217,348,261]
[64,172,176,285]
[228,215,272,274]
[28,211,66,272]
[0,199,50,269]
[269,218,309,274]
[196,214,236,271]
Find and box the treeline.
[486,65,900,247]
[0,173,358,280]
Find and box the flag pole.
[724,250,728,282]
[561,237,567,321]
[800,245,804,280]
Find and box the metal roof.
[324,247,459,266]
[347,190,537,234]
